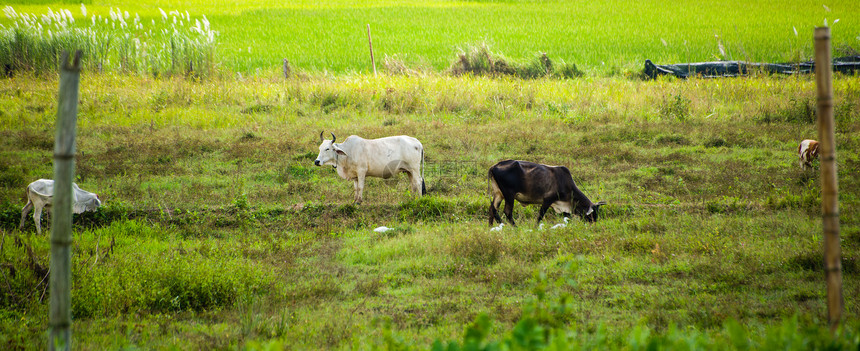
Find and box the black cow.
[488,160,606,227]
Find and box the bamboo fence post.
[366,24,376,76]
[49,50,82,351]
[814,26,843,333]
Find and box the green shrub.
[70,220,270,317]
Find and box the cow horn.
[319,131,324,142]
[330,132,336,143]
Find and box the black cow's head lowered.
[576,201,607,222]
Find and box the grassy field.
[3,0,860,74]
[0,71,859,349]
[2,0,860,349]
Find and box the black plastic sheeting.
[644,56,860,79]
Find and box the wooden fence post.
[367,24,376,76]
[49,50,82,351]
[814,26,843,333]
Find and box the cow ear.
[333,144,348,157]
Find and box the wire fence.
[423,160,486,179]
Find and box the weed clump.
[765,184,818,212]
[704,137,728,148]
[381,54,426,76]
[398,196,453,221]
[241,104,272,114]
[757,97,815,124]
[658,93,691,121]
[448,230,505,265]
[705,196,748,214]
[448,43,581,79]
[655,134,691,145]
[789,251,858,274]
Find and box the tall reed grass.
[0,5,217,78]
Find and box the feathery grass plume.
[0,5,218,78]
[715,34,727,60]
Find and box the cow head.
[314,131,347,168]
[88,196,103,211]
[577,201,607,222]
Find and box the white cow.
[19,179,102,235]
[314,132,425,204]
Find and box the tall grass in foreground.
[0,5,217,77]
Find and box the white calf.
[19,179,101,234]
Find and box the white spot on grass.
[551,217,570,230]
[373,226,393,233]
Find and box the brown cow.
[798,139,819,170]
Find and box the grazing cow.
[19,179,102,235]
[314,132,426,204]
[798,139,820,170]
[488,160,606,227]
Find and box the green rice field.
[3,0,860,74]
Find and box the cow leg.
[489,194,503,226]
[537,199,553,225]
[353,172,366,204]
[407,171,422,197]
[19,200,33,230]
[33,206,43,235]
[502,194,516,227]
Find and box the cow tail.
[487,167,493,197]
[421,147,427,195]
[24,184,31,204]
